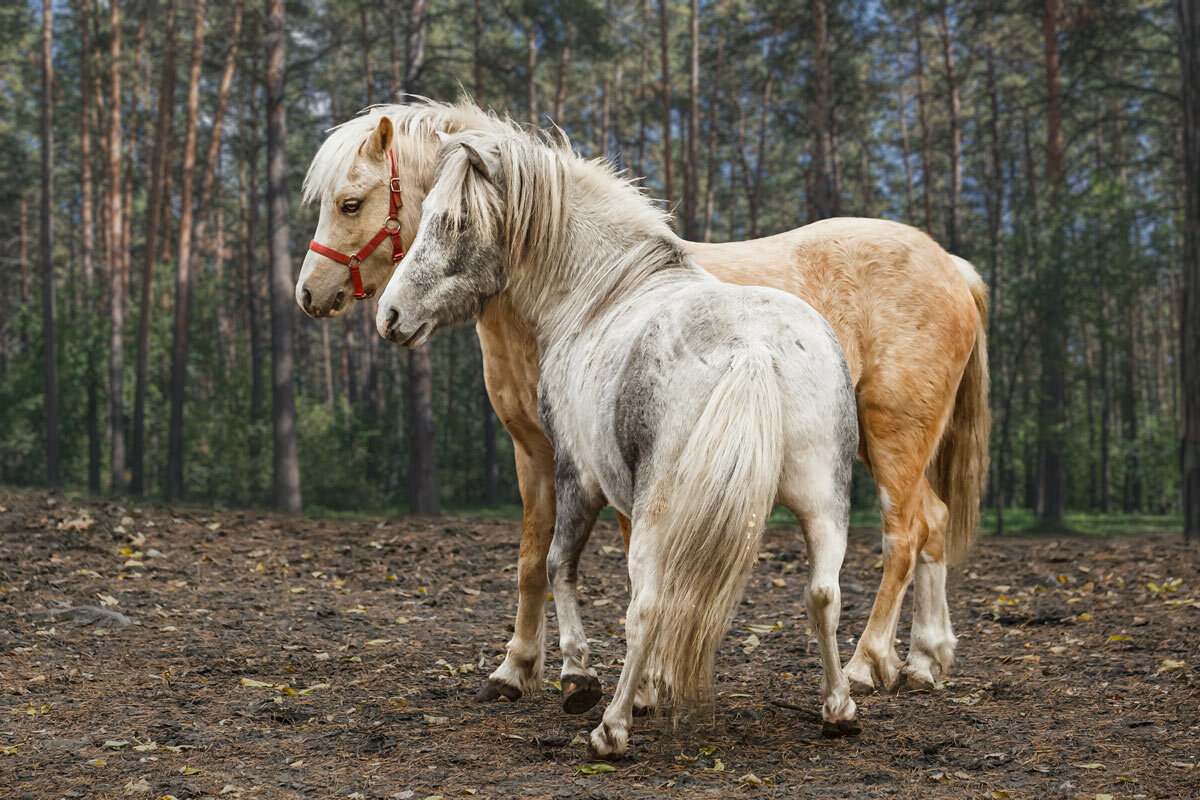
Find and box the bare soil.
[1,488,1197,799]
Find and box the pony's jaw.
[297,250,395,318]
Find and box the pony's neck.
[504,175,695,347]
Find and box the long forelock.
[301,97,524,205]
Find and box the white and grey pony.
[375,130,859,757]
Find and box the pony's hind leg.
[902,481,956,690]
[547,461,606,715]
[802,512,858,734]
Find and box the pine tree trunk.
[1179,0,1200,539]
[702,35,722,242]
[360,3,374,106]
[41,0,60,488]
[810,0,834,220]
[555,34,569,124]
[266,0,301,513]
[107,0,127,495]
[527,24,538,126]
[166,0,207,501]
[683,0,699,238]
[635,0,648,177]
[1036,0,1067,525]
[897,74,916,226]
[132,0,177,496]
[472,0,483,101]
[657,0,673,212]
[913,12,935,237]
[935,10,962,252]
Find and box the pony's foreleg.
[902,480,956,690]
[547,462,606,715]
[481,444,556,702]
[799,511,859,736]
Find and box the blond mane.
[301,97,523,204]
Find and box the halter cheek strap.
[308,149,406,299]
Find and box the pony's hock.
[298,100,988,749]
[376,130,861,756]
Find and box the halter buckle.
[389,178,404,194]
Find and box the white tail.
[640,350,784,708]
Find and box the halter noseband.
[308,149,405,299]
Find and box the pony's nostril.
[302,289,313,311]
[385,308,399,333]
[334,290,346,309]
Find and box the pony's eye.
[340,199,362,215]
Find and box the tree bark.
[1037,0,1067,525]
[266,0,302,513]
[132,0,178,496]
[41,0,60,488]
[810,0,835,221]
[401,2,439,515]
[635,0,649,177]
[107,0,127,495]
[403,0,428,94]
[76,0,100,493]
[166,0,207,501]
[657,0,673,212]
[526,22,538,126]
[360,2,374,106]
[473,0,483,101]
[683,0,699,238]
[702,34,723,243]
[555,32,569,124]
[1179,0,1200,539]
[934,8,962,253]
[912,12,935,237]
[897,73,916,226]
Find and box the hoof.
[561,673,603,715]
[821,718,862,738]
[898,665,936,693]
[476,678,523,703]
[588,721,628,759]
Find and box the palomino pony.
[376,130,861,756]
[296,99,989,708]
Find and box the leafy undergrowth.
[1,487,1197,799]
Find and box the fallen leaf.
[0,746,16,756]
[103,740,130,749]
[97,594,119,607]
[1107,635,1132,643]
[1073,763,1105,770]
[462,587,480,596]
[739,773,763,786]
[1156,658,1185,674]
[241,678,274,688]
[706,758,726,772]
[123,776,152,794]
[366,639,391,646]
[179,766,201,775]
[423,714,448,724]
[578,763,616,774]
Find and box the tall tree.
[404,0,440,514]
[702,33,723,242]
[1037,0,1067,525]
[40,0,60,488]
[657,0,673,211]
[76,0,101,494]
[934,7,962,253]
[165,0,207,501]
[1180,0,1200,540]
[683,0,700,238]
[132,0,178,495]
[810,0,835,220]
[265,0,301,512]
[107,0,127,494]
[912,11,935,236]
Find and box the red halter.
[308,149,405,299]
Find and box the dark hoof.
[821,719,862,738]
[561,674,603,715]
[477,678,522,703]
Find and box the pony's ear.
[365,116,394,160]
[461,142,493,183]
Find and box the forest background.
[2,0,1198,538]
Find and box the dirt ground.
[1,488,1197,800]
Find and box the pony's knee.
[806,582,839,613]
